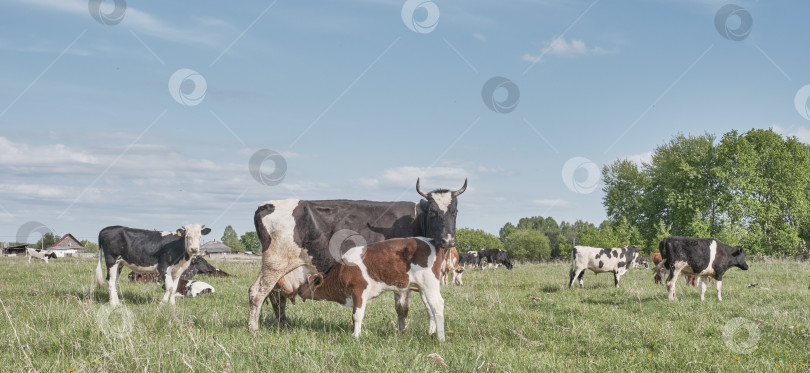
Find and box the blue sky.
[2,0,810,244]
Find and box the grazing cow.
[657,236,748,301]
[27,248,56,263]
[96,225,211,306]
[651,253,695,286]
[478,249,513,269]
[458,251,479,268]
[166,279,215,297]
[127,256,231,283]
[248,178,467,331]
[569,245,649,288]
[440,247,462,286]
[297,237,446,341]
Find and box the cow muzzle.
[440,235,456,248]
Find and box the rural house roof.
[201,241,232,254]
[48,233,84,251]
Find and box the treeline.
[458,128,810,260]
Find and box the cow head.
[628,246,649,269]
[731,246,748,270]
[298,273,324,300]
[496,250,513,270]
[416,178,467,248]
[176,224,211,255]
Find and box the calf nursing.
[297,237,447,341]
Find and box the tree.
[504,230,550,261]
[35,232,58,249]
[499,222,517,241]
[240,231,261,252]
[456,228,502,252]
[80,240,99,254]
[222,225,245,252]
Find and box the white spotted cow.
[657,236,749,301]
[96,224,211,306]
[166,279,215,297]
[298,237,446,341]
[569,245,649,288]
[27,248,56,263]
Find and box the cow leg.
[169,266,185,305]
[577,270,585,288]
[613,272,620,288]
[161,270,175,305]
[666,268,681,301]
[28,255,31,264]
[248,270,285,331]
[394,291,411,332]
[716,280,723,301]
[352,294,366,339]
[421,278,445,341]
[107,262,121,307]
[418,289,436,335]
[269,290,288,327]
[699,277,707,301]
[569,269,584,288]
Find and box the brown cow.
[298,237,446,341]
[652,253,696,286]
[440,247,463,286]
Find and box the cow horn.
[452,179,468,197]
[416,178,429,199]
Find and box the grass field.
[0,257,808,372]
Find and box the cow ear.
[176,229,184,237]
[201,228,212,235]
[731,246,743,256]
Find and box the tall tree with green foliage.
[80,240,99,254]
[222,225,245,252]
[35,232,59,249]
[240,231,261,252]
[456,228,502,252]
[504,230,550,261]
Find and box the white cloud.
[523,37,617,63]
[771,125,810,144]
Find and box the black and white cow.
[657,236,748,301]
[27,248,56,263]
[569,245,649,288]
[96,225,211,306]
[458,251,479,267]
[478,249,513,269]
[248,178,466,331]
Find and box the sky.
[2,0,810,244]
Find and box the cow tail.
[95,243,105,288]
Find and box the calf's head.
[628,246,649,269]
[730,246,748,270]
[176,224,211,255]
[298,273,324,300]
[417,178,467,248]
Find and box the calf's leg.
[394,291,411,332]
[351,294,366,339]
[419,278,445,342]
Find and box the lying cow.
[298,237,446,341]
[652,253,696,286]
[657,236,748,301]
[27,248,56,263]
[96,224,211,306]
[163,279,215,297]
[478,249,513,269]
[569,245,649,288]
[440,247,462,286]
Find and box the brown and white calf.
[440,247,463,286]
[298,237,446,341]
[652,253,696,286]
[27,248,56,263]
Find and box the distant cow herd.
[26,178,753,342]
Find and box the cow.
[297,237,446,341]
[95,225,211,306]
[166,279,215,297]
[657,236,748,301]
[569,245,649,288]
[651,252,695,286]
[248,178,466,331]
[440,247,462,286]
[27,248,56,263]
[127,256,231,283]
[478,249,513,269]
[458,251,479,268]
